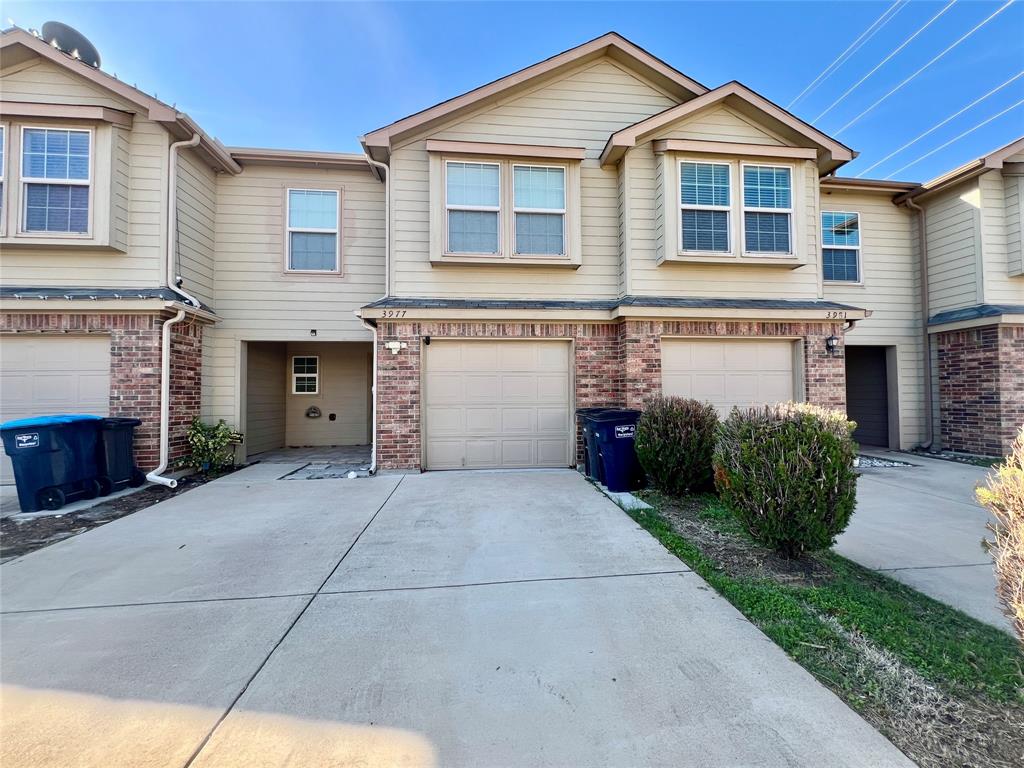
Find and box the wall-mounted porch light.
[825,335,840,356]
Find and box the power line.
[857,71,1024,177]
[813,0,958,123]
[834,0,1016,136]
[787,0,907,108]
[883,98,1024,178]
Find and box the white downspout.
[359,316,379,475]
[359,150,390,474]
[146,132,203,487]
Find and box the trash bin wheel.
[82,479,102,500]
[37,487,66,511]
[129,469,146,488]
[96,476,113,496]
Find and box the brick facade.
[375,317,846,470]
[936,324,1024,456]
[0,311,204,471]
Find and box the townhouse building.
[0,28,1020,483]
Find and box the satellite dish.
[41,21,101,68]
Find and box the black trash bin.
[590,409,644,492]
[97,417,146,493]
[576,407,613,481]
[0,414,103,512]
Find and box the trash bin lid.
[0,414,103,430]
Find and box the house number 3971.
[825,311,847,320]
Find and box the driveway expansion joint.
[875,562,994,573]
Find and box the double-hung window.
[287,189,340,272]
[292,356,319,394]
[742,164,792,254]
[445,161,500,254]
[679,161,730,252]
[513,165,566,256]
[21,127,91,234]
[0,125,6,228]
[822,211,861,282]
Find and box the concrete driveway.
[836,453,1008,632]
[1,466,910,767]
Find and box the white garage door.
[424,340,572,470]
[0,336,111,484]
[661,338,796,416]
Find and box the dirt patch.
[658,495,834,586]
[1,469,237,562]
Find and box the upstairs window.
[742,164,791,254]
[822,211,861,282]
[292,356,319,394]
[679,161,730,252]
[514,165,566,256]
[21,127,91,234]
[445,161,500,254]
[0,125,5,229]
[287,189,339,272]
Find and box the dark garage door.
[845,346,889,447]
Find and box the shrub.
[976,427,1024,643]
[713,402,858,558]
[634,396,719,495]
[184,418,242,472]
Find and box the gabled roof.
[361,32,708,161]
[600,81,856,173]
[0,27,240,174]
[897,135,1024,203]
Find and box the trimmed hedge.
[713,402,857,558]
[635,396,719,495]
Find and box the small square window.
[292,356,319,394]
[822,211,861,282]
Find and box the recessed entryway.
[423,339,572,470]
[845,345,893,448]
[242,341,372,462]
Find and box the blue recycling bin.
[590,409,644,492]
[576,407,614,481]
[0,414,104,512]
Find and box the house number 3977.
[381,310,407,318]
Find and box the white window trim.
[741,162,793,257]
[285,188,341,274]
[18,125,94,238]
[443,159,502,257]
[291,355,320,395]
[512,162,567,258]
[821,210,863,285]
[678,159,732,254]
[0,123,7,237]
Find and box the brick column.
[622,320,662,409]
[803,323,846,411]
[375,321,423,470]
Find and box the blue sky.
[7,1,1023,181]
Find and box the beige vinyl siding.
[653,103,786,145]
[0,58,167,285]
[389,57,677,299]
[244,341,286,455]
[1006,173,1022,276]
[978,170,1024,304]
[922,181,981,314]
[635,148,821,298]
[821,189,925,449]
[175,150,217,307]
[203,164,384,429]
[284,342,370,447]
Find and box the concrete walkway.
[836,453,1008,632]
[1,467,911,767]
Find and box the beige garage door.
[424,340,572,469]
[661,338,796,416]
[0,336,111,484]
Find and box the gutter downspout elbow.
[146,308,186,487]
[904,197,935,451]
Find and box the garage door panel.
[425,340,571,470]
[0,336,111,485]
[662,339,796,417]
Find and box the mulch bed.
[1,470,234,562]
